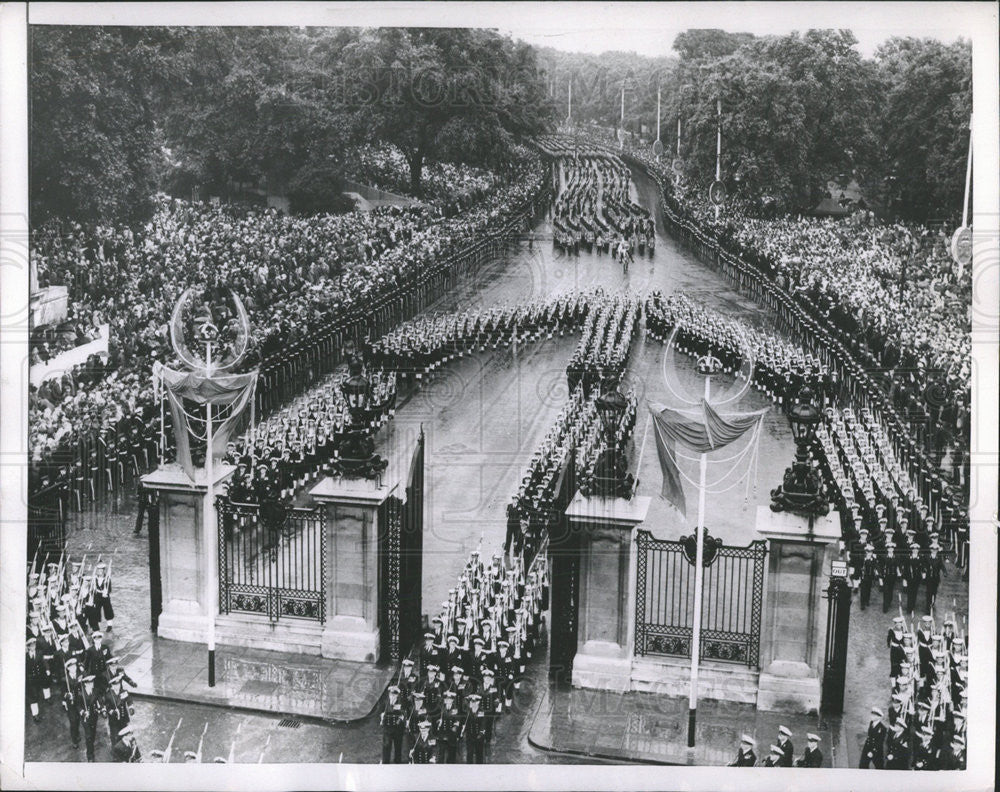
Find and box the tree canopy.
[30,27,172,225]
[29,26,552,222]
[335,28,553,195]
[667,29,970,219]
[873,37,972,221]
[28,25,970,225]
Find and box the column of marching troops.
[367,287,641,559]
[722,616,967,770]
[380,549,550,763]
[658,190,966,502]
[253,203,547,416]
[24,553,143,762]
[644,290,971,769]
[366,291,592,380]
[865,613,968,769]
[540,143,655,263]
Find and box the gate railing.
[821,576,852,714]
[217,498,327,623]
[634,529,767,668]
[379,494,404,661]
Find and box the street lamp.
[787,390,821,447]
[335,354,388,479]
[770,386,828,523]
[342,366,369,414]
[590,381,633,499]
[595,386,628,439]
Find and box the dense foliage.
[670,30,971,219]
[540,30,970,221]
[29,26,970,225]
[29,26,553,224]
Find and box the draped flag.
[649,399,768,516]
[154,362,258,481]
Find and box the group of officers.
[381,549,549,763]
[729,727,824,767]
[864,612,968,769]
[25,554,141,762]
[550,149,656,260]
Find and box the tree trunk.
[408,153,424,197]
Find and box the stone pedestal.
[141,463,234,643]
[310,476,397,663]
[755,505,841,713]
[565,493,651,692]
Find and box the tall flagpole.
[676,115,682,185]
[962,113,973,229]
[959,113,973,281]
[714,98,722,222]
[689,355,719,748]
[205,336,216,687]
[656,88,662,144]
[620,85,626,149]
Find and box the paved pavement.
[29,159,969,764]
[528,684,848,767]
[119,636,392,722]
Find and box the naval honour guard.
[775,725,794,767]
[860,706,888,768]
[795,733,824,767]
[729,734,757,766]
[380,685,406,763]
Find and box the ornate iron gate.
[379,494,405,661]
[218,498,327,622]
[379,429,425,662]
[634,529,767,668]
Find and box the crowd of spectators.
[28,153,548,522]
[343,142,503,213]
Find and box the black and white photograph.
[1,3,996,790]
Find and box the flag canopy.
[649,400,768,515]
[154,361,258,481]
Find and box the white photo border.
[1,3,996,790]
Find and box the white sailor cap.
[778,725,791,738]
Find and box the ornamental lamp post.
[335,355,387,480]
[787,388,821,449]
[342,365,369,415]
[595,385,628,443]
[770,386,829,535]
[592,383,632,499]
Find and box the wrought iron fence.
[217,498,326,623]
[634,529,767,668]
